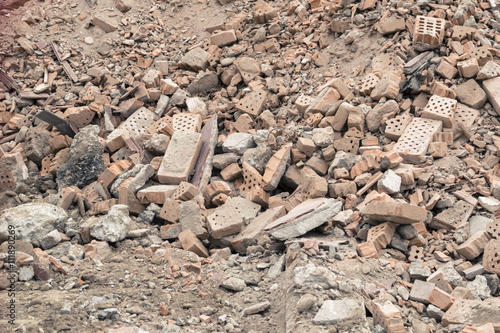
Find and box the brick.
[421,95,457,128]
[428,141,447,158]
[157,131,202,184]
[483,239,500,275]
[8,114,30,129]
[384,112,411,141]
[456,230,491,260]
[307,87,341,114]
[262,145,291,191]
[210,29,237,47]
[371,71,401,101]
[317,78,352,100]
[413,16,445,50]
[220,163,242,181]
[118,187,145,215]
[361,201,428,225]
[108,107,156,141]
[178,229,209,257]
[206,203,244,239]
[370,301,406,333]
[393,118,443,163]
[408,245,424,262]
[225,12,246,31]
[246,185,269,207]
[468,46,493,66]
[239,162,264,194]
[295,95,314,113]
[427,270,452,293]
[350,155,379,179]
[148,116,174,136]
[428,287,454,311]
[330,17,350,33]
[410,279,435,303]
[297,137,316,157]
[203,180,231,204]
[360,72,380,96]
[431,200,474,230]
[98,160,132,188]
[329,181,357,197]
[117,98,144,118]
[89,199,118,215]
[477,61,500,80]
[486,219,500,239]
[253,1,278,24]
[430,80,456,99]
[482,77,500,116]
[159,198,182,223]
[436,60,458,80]
[301,167,328,199]
[450,287,474,300]
[458,58,480,78]
[173,113,202,133]
[356,241,379,259]
[235,90,267,117]
[170,181,200,201]
[367,222,395,251]
[137,185,177,204]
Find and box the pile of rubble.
[1,0,500,331]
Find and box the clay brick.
[456,230,491,260]
[235,90,267,117]
[225,12,246,31]
[297,137,316,157]
[170,181,200,201]
[98,160,132,188]
[486,219,500,239]
[385,112,412,141]
[118,187,145,215]
[356,241,379,259]
[413,16,445,50]
[428,141,447,158]
[431,200,474,230]
[307,87,341,114]
[430,80,456,99]
[172,113,202,133]
[148,116,174,136]
[367,222,395,251]
[220,163,242,181]
[137,185,177,204]
[421,95,457,128]
[108,107,156,141]
[408,245,425,262]
[317,77,352,100]
[63,106,95,129]
[329,181,357,197]
[262,145,291,191]
[468,46,493,67]
[206,203,244,239]
[160,199,182,223]
[160,78,179,95]
[210,29,237,47]
[59,186,80,210]
[429,287,454,311]
[331,17,350,33]
[253,1,278,24]
[239,162,264,194]
[450,286,474,300]
[350,155,379,179]
[453,190,478,208]
[436,60,458,80]
[49,135,72,153]
[360,72,380,96]
[203,180,231,204]
[458,58,480,78]
[483,239,500,275]
[427,270,452,293]
[301,167,328,199]
[89,199,118,215]
[41,154,54,177]
[433,131,454,145]
[295,95,314,113]
[393,118,443,163]
[370,301,406,333]
[246,185,269,207]
[178,229,209,257]
[371,71,401,101]
[361,201,428,225]
[0,171,15,190]
[157,131,202,184]
[482,77,500,116]
[7,114,30,129]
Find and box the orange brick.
[160,199,182,223]
[430,80,456,99]
[220,163,242,181]
[203,180,232,204]
[63,106,95,129]
[429,287,454,311]
[367,222,395,251]
[483,239,500,275]
[413,16,445,50]
[98,160,132,188]
[356,241,379,259]
[436,60,458,80]
[170,181,200,201]
[421,95,457,128]
[486,219,500,239]
[136,185,177,204]
[370,301,406,333]
[456,230,491,260]
[458,57,480,78]
[263,145,291,191]
[297,137,316,157]
[246,185,269,207]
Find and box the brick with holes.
[458,58,480,78]
[427,270,452,293]
[8,114,30,130]
[421,95,457,128]
[239,162,265,194]
[62,106,95,129]
[49,148,70,176]
[371,71,401,100]
[170,181,200,201]
[486,219,500,239]
[413,16,445,50]
[157,131,203,185]
[483,239,500,275]
[253,1,278,24]
[359,72,381,96]
[370,301,406,333]
[367,222,395,251]
[301,167,328,200]
[408,245,425,262]
[295,95,314,113]
[385,112,412,141]
[430,80,456,99]
[247,185,269,207]
[235,90,267,117]
[393,117,443,163]
[456,230,492,260]
[172,113,202,133]
[206,202,244,239]
[159,198,183,223]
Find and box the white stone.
[378,169,401,194]
[313,299,366,325]
[39,230,62,250]
[222,133,255,155]
[84,37,94,45]
[90,205,133,243]
[294,263,337,289]
[478,196,500,214]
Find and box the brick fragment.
[428,287,454,311]
[370,301,406,333]
[421,95,457,128]
[356,241,379,259]
[413,16,445,50]
[483,239,500,275]
[178,229,209,257]
[393,118,443,163]
[361,201,427,225]
[457,58,479,78]
[367,222,395,251]
[482,77,500,116]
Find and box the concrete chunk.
[360,201,428,224]
[313,299,365,325]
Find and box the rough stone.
[313,299,365,325]
[89,205,134,243]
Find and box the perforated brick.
[41,154,54,177]
[173,113,202,133]
[477,61,500,80]
[171,181,200,201]
[160,198,182,223]
[359,72,380,96]
[393,118,443,163]
[371,53,403,72]
[0,172,15,190]
[408,245,425,262]
[486,219,500,239]
[371,301,406,333]
[413,16,445,50]
[483,239,500,275]
[50,148,69,175]
[454,103,478,130]
[239,162,264,194]
[295,94,314,113]
[253,1,278,24]
[367,222,395,251]
[468,46,492,66]
[456,230,491,260]
[63,106,95,129]
[421,95,457,128]
[108,107,156,144]
[206,203,244,239]
[385,112,412,141]
[225,12,246,31]
[235,90,267,117]
[148,116,174,136]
